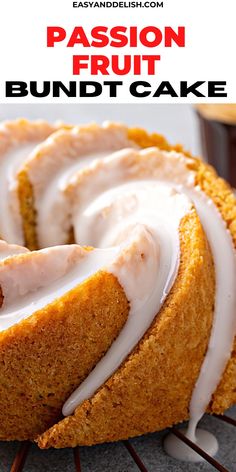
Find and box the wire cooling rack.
[1,408,236,472]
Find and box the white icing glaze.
[0,245,118,332]
[0,141,235,457]
[61,148,236,444]
[185,188,236,442]
[163,428,218,462]
[0,143,39,244]
[63,182,191,415]
[0,240,29,262]
[36,152,108,247]
[26,122,138,248]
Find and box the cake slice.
[0,243,129,440]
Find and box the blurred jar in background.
[196,104,236,188]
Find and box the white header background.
[0,0,235,103]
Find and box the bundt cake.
[0,120,235,453]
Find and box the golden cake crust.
[37,140,236,449]
[190,159,236,413]
[37,209,216,448]
[0,123,235,448]
[0,119,58,244]
[17,123,182,250]
[0,270,129,441]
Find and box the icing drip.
[163,428,218,462]
[61,148,236,456]
[184,189,236,443]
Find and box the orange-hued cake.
[17,122,185,250]
[0,119,70,247]
[0,120,235,453]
